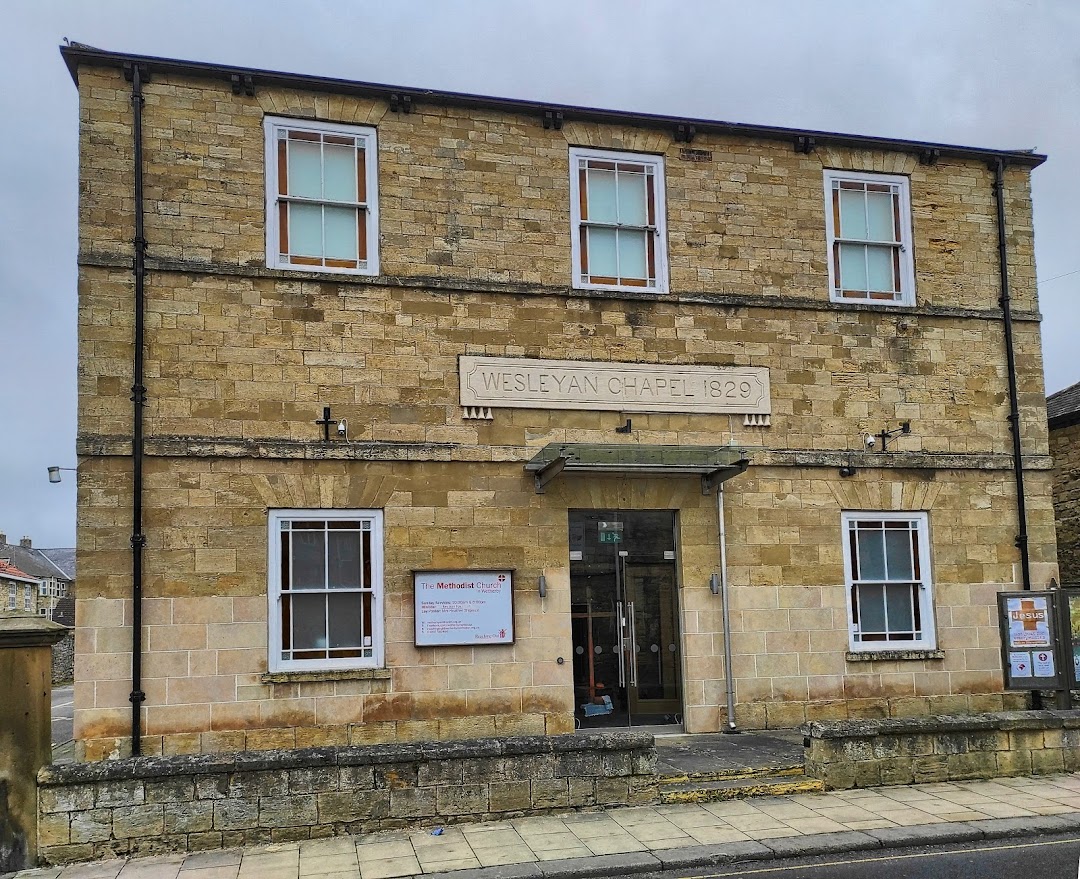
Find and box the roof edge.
[59,44,1047,170]
[1049,411,1080,431]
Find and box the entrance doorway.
[569,509,683,728]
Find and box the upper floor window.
[824,170,914,306]
[24,585,32,610]
[264,117,379,276]
[7,584,15,609]
[268,509,384,672]
[569,147,667,293]
[842,511,935,651]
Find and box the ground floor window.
[842,511,935,651]
[268,509,384,671]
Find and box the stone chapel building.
[63,44,1057,761]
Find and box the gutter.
[991,158,1031,594]
[124,60,148,755]
[60,44,1046,171]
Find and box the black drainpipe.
[992,158,1032,593]
[124,61,148,755]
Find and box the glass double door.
[569,510,683,728]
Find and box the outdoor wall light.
[47,466,77,484]
[538,574,547,598]
[710,573,720,595]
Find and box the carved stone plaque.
[459,356,770,415]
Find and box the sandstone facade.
[67,48,1054,760]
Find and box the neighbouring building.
[0,534,75,622]
[1048,381,1080,583]
[63,45,1057,762]
[0,558,40,617]
[0,533,77,682]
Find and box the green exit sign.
[598,531,622,543]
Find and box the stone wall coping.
[802,710,1080,740]
[38,732,654,785]
[0,616,70,648]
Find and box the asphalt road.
[52,684,73,760]
[655,835,1080,878]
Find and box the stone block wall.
[804,711,1080,789]
[52,630,74,685]
[36,732,656,864]
[1051,420,1080,583]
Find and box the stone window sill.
[260,668,391,683]
[846,650,945,662]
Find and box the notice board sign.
[414,570,515,647]
[997,591,1064,690]
[1055,588,1080,687]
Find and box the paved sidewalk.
[12,773,1080,879]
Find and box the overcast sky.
[3,0,1078,548]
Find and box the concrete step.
[658,763,806,785]
[659,772,825,804]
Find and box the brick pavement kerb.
[9,773,1080,879]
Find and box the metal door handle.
[616,600,626,687]
[627,601,638,687]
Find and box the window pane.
[866,190,895,241]
[327,593,364,648]
[856,528,886,580]
[884,528,914,580]
[291,593,326,649]
[885,583,915,633]
[290,203,323,257]
[291,531,325,589]
[288,139,322,199]
[588,227,618,277]
[328,531,361,588]
[323,143,357,201]
[838,187,868,240]
[617,229,648,280]
[324,207,358,261]
[858,584,886,632]
[839,243,868,291]
[586,169,617,223]
[362,529,372,588]
[618,171,648,225]
[866,245,895,292]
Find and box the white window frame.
[7,584,14,609]
[823,169,915,306]
[569,146,668,294]
[24,584,32,611]
[264,117,380,276]
[267,508,384,672]
[841,511,936,652]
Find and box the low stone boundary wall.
[51,630,74,684]
[804,710,1080,790]
[37,732,656,864]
